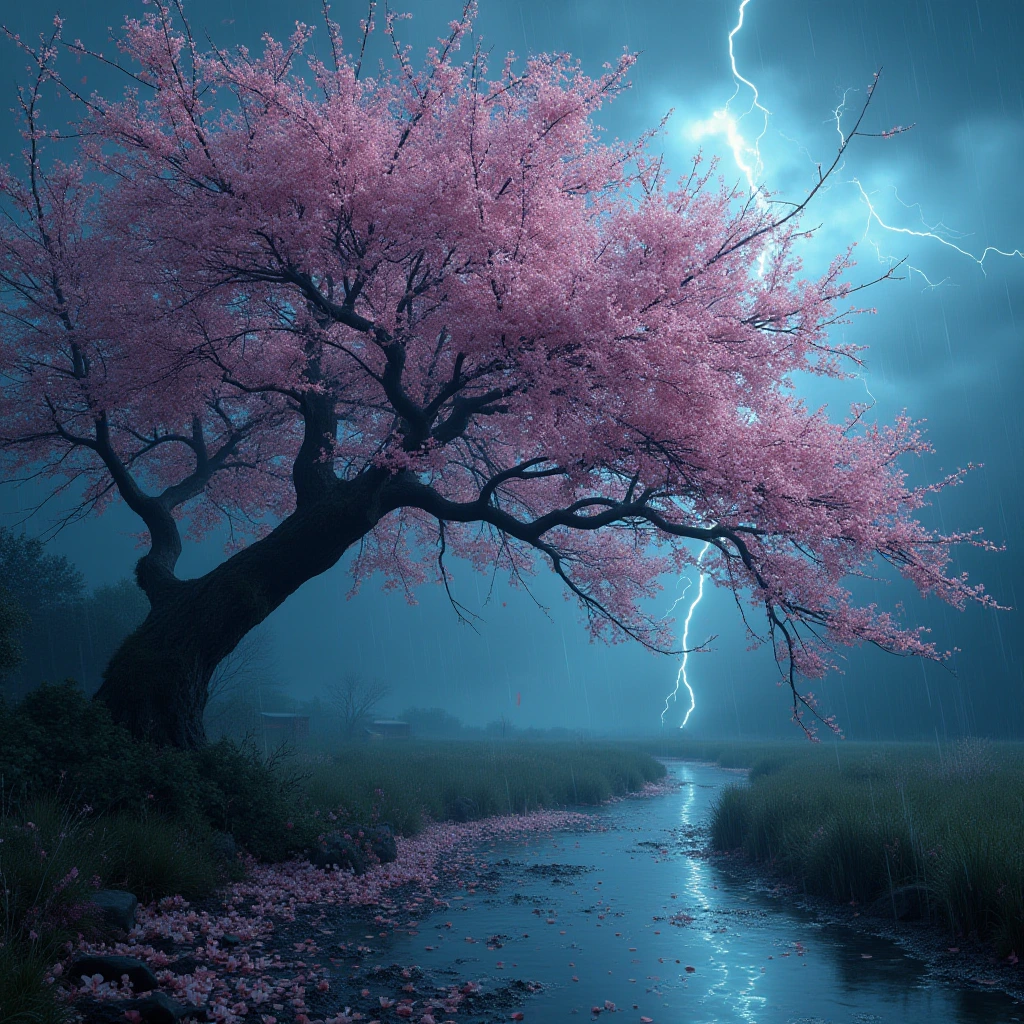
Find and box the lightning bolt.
[828,58,1023,281]
[850,178,1024,278]
[657,0,1021,731]
[690,0,770,202]
[699,2,1023,290]
[661,541,712,729]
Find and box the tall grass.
[700,739,1024,955]
[304,741,666,835]
[0,795,224,1024]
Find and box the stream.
[374,760,1022,1024]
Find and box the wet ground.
[368,760,1024,1024]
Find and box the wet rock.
[525,863,592,878]
[366,824,398,865]
[448,795,478,822]
[309,831,368,874]
[165,955,199,975]
[123,992,194,1023]
[86,889,138,931]
[77,992,207,1024]
[70,954,158,992]
[220,932,241,948]
[309,824,398,873]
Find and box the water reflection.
[379,761,1022,1024]
[678,763,767,1022]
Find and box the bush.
[96,815,221,902]
[0,683,314,862]
[0,798,96,949]
[194,740,315,860]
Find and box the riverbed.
[374,759,1022,1024]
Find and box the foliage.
[306,741,666,836]
[193,740,316,861]
[77,578,149,685]
[702,740,1024,956]
[0,585,26,677]
[0,5,997,742]
[0,530,85,618]
[0,529,147,696]
[0,529,84,694]
[0,682,312,860]
[0,941,72,1024]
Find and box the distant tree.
[0,529,85,692]
[0,529,146,693]
[204,625,280,741]
[207,624,276,705]
[0,7,996,745]
[326,675,391,738]
[78,579,148,690]
[485,715,515,740]
[0,586,26,677]
[0,529,85,620]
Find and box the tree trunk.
[94,470,391,748]
[98,589,219,748]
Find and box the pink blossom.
[0,0,995,762]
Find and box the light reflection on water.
[678,767,767,1023]
[380,761,1022,1024]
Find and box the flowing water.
[378,760,1022,1024]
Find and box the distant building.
[260,712,310,744]
[365,719,411,741]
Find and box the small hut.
[260,712,310,745]
[365,719,411,741]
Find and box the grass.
[0,795,230,1024]
[684,738,1024,957]
[305,740,666,835]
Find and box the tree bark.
[94,469,390,748]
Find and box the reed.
[697,739,1024,955]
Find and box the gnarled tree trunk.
[95,469,391,748]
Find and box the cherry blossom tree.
[0,3,996,747]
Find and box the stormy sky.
[0,0,1021,739]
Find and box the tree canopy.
[0,3,996,742]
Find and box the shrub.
[0,941,71,1024]
[96,815,221,902]
[0,683,315,861]
[194,740,316,861]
